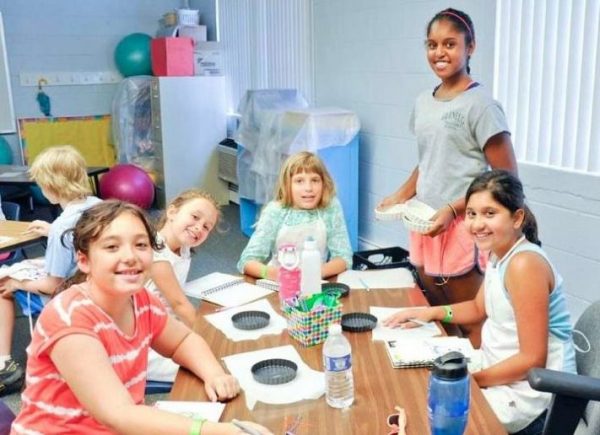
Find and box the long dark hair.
[466,170,540,246]
[58,200,162,293]
[427,8,475,74]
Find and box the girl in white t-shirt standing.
[145,189,220,382]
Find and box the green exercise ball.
[114,33,152,77]
[0,137,13,164]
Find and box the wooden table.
[0,220,45,254]
[170,288,506,435]
[0,165,109,194]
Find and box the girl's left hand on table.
[204,373,240,402]
[424,206,455,237]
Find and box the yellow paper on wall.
[18,115,116,166]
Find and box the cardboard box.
[178,25,207,45]
[194,41,223,76]
[151,37,194,77]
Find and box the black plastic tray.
[231,310,270,330]
[251,358,298,385]
[341,312,378,332]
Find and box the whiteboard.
[0,12,16,133]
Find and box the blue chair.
[145,380,173,394]
[1,201,26,265]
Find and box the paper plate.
[321,282,350,298]
[231,310,270,330]
[374,203,406,221]
[402,214,434,234]
[403,199,436,222]
[341,312,378,332]
[251,358,298,385]
[401,199,436,234]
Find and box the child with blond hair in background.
[0,145,101,396]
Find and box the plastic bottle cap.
[304,237,317,250]
[329,323,342,335]
[432,351,468,380]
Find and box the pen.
[358,277,370,292]
[231,419,262,435]
[408,317,429,327]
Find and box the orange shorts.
[409,216,488,277]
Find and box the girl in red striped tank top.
[12,201,271,435]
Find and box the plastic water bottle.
[323,323,354,408]
[300,237,321,297]
[428,351,470,435]
[277,243,300,304]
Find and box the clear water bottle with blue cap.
[428,351,470,435]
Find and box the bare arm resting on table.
[384,251,552,388]
[51,318,273,435]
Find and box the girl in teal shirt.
[238,151,352,280]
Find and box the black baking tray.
[231,310,270,330]
[251,358,298,385]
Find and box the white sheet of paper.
[370,306,442,341]
[154,401,225,421]
[222,345,325,410]
[204,299,287,341]
[337,268,414,290]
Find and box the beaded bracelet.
[441,305,453,323]
[447,203,458,219]
[189,417,206,435]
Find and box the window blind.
[218,0,313,113]
[494,0,600,173]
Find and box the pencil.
[358,277,371,292]
[231,419,262,435]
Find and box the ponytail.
[522,205,541,246]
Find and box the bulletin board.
[18,115,116,166]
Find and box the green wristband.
[442,305,453,323]
[189,417,206,435]
[260,264,268,279]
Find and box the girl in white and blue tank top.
[383,170,576,434]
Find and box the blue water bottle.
[428,351,470,435]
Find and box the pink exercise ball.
[99,164,155,209]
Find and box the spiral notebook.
[184,272,274,308]
[384,336,474,368]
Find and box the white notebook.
[384,336,475,368]
[184,272,274,308]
